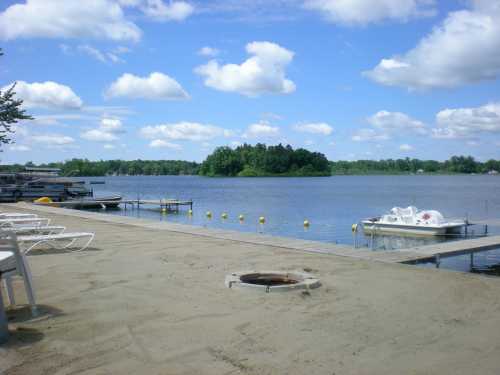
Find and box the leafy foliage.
[0,49,33,148]
[1,159,200,177]
[199,143,331,177]
[330,156,500,175]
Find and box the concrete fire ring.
[225,270,321,293]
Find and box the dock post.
[435,254,441,268]
[470,252,474,271]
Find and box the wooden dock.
[367,235,500,266]
[35,198,193,212]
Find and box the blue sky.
[1,0,500,164]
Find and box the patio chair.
[18,232,95,254]
[0,231,37,315]
[0,213,38,219]
[0,217,51,228]
[0,225,66,236]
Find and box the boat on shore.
[0,167,92,202]
[362,206,466,236]
[35,195,122,210]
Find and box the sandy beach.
[2,203,500,374]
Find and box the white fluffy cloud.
[242,121,280,138]
[141,122,231,141]
[149,139,182,149]
[352,128,390,142]
[195,41,295,96]
[0,0,141,42]
[142,0,194,21]
[2,81,83,110]
[432,102,500,139]
[81,118,125,142]
[303,0,435,25]
[198,46,219,57]
[364,0,500,89]
[352,110,426,141]
[31,134,75,146]
[294,122,333,135]
[9,144,31,152]
[106,72,189,100]
[399,143,414,151]
[368,110,427,135]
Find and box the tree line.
[199,144,331,176]
[330,156,500,175]
[1,159,200,176]
[1,154,500,177]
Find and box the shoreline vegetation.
[2,144,499,177]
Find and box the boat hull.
[362,221,465,236]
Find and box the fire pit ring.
[225,271,320,293]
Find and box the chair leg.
[3,276,16,306]
[20,257,37,316]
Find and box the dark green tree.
[0,49,33,148]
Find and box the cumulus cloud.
[2,81,83,110]
[432,102,500,139]
[367,110,427,135]
[352,110,426,141]
[31,134,75,146]
[141,122,231,141]
[149,139,183,149]
[142,0,194,21]
[103,144,116,149]
[364,0,500,89]
[0,0,142,42]
[242,121,280,138]
[198,46,219,57]
[195,41,295,96]
[9,145,31,152]
[294,122,333,135]
[81,118,125,142]
[106,72,189,100]
[76,45,124,64]
[352,128,390,142]
[303,0,435,25]
[399,143,414,151]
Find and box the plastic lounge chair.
[0,217,51,228]
[1,225,66,236]
[0,231,37,315]
[0,213,38,219]
[17,232,95,254]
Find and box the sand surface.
[1,204,500,374]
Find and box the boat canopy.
[384,206,446,226]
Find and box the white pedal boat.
[362,206,466,236]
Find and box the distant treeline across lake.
[3,144,500,177]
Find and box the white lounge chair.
[0,231,37,315]
[1,225,66,236]
[18,232,95,254]
[0,213,38,219]
[0,217,51,228]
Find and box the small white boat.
[362,206,466,236]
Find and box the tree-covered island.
[1,146,499,177]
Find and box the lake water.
[85,175,500,275]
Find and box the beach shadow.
[6,304,65,323]
[27,246,102,256]
[3,326,45,347]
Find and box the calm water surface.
[85,175,500,274]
